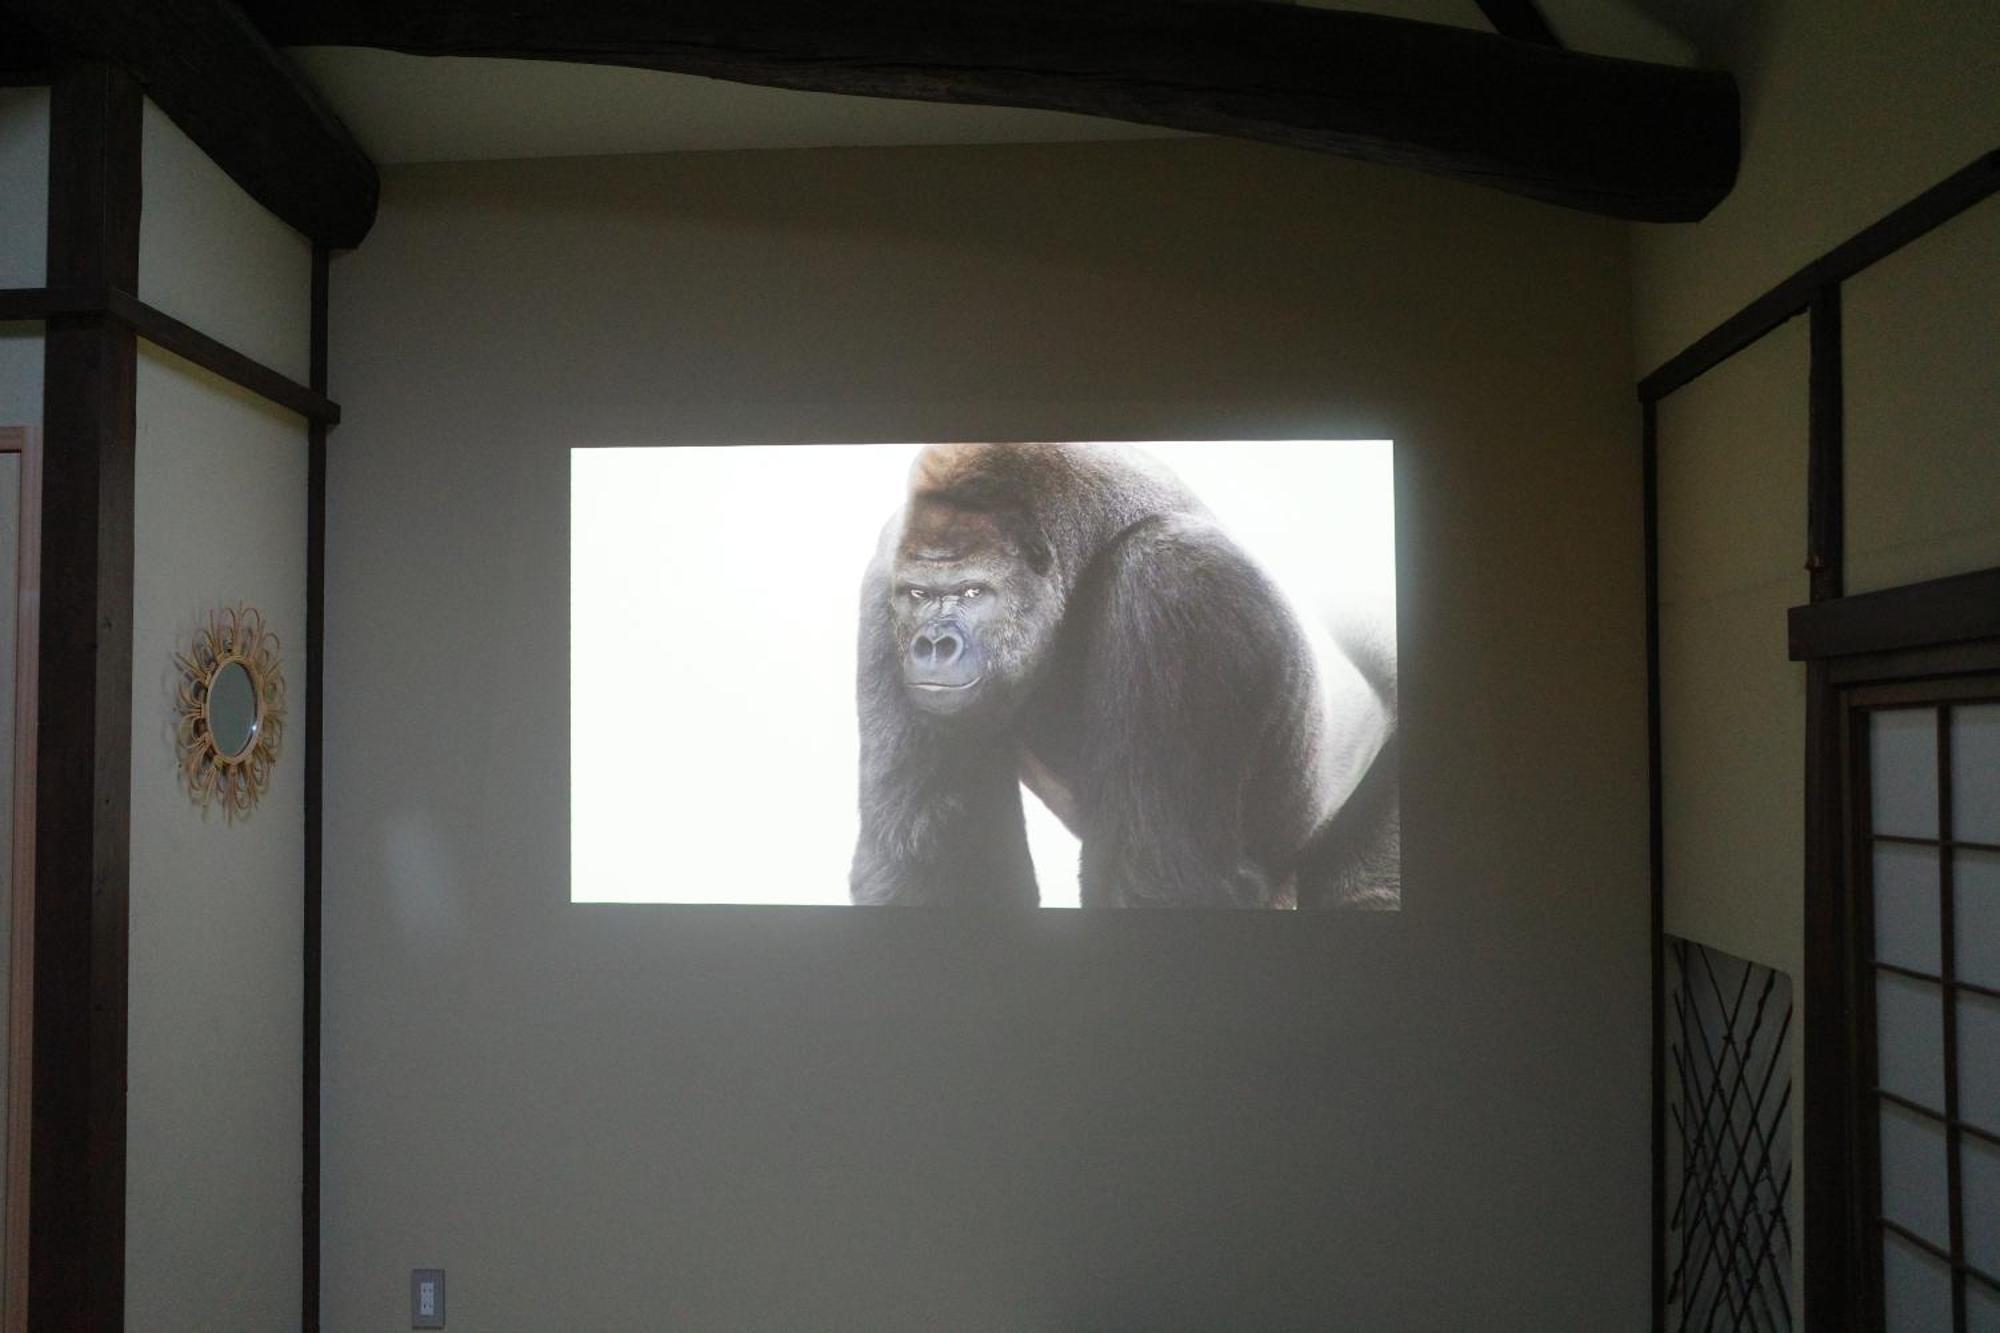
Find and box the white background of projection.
[570,441,1395,905]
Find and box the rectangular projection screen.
[572,441,1397,908]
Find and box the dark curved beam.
[4,0,379,247]
[245,0,1738,222]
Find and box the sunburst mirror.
[174,605,285,820]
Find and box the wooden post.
[29,58,140,1332]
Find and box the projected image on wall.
[573,441,1397,908]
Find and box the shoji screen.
[1858,697,2000,1331]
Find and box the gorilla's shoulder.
[1073,512,1302,657]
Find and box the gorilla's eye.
[960,585,986,601]
[903,586,929,603]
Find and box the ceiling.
[286,0,1703,166]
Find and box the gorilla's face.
[889,501,1060,720]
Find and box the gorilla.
[850,442,1398,909]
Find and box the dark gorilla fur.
[850,443,1398,908]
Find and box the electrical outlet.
[412,1268,445,1328]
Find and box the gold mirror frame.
[174,605,285,820]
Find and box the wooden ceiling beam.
[243,0,1737,222]
[4,0,380,247]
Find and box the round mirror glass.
[207,661,259,759]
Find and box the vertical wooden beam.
[302,244,327,1333]
[1937,709,1966,1332]
[1807,287,1844,604]
[1642,398,1666,1331]
[1,425,41,1333]
[29,58,140,1331]
[1801,655,1850,1332]
[1801,281,1850,1331]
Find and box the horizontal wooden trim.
[1835,651,2000,694]
[1790,566,2000,662]
[1639,148,2000,403]
[1876,1089,2000,1151]
[105,289,339,424]
[0,288,101,320]
[1871,832,2000,856]
[245,0,1738,222]
[0,286,338,425]
[1870,960,2000,1003]
[1877,1216,2000,1291]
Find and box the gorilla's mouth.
[906,674,988,714]
[912,677,983,692]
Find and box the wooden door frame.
[1792,583,2000,1328]
[0,425,39,1333]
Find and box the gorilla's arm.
[850,566,1040,906]
[1067,515,1327,908]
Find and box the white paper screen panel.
[1960,850,2000,991]
[1884,1230,1955,1333]
[1962,993,2000,1136]
[1879,1102,1951,1248]
[1872,709,1939,839]
[1876,972,1946,1112]
[1875,841,1942,975]
[1865,699,2000,1329]
[1956,705,2000,846]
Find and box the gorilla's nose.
[910,626,964,669]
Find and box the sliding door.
[1848,678,2000,1331]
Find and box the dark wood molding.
[1789,567,2000,663]
[1800,272,1853,1329]
[29,58,141,1332]
[243,0,1737,221]
[1,424,41,1331]
[0,286,340,424]
[1827,640,2000,691]
[1801,654,1853,1331]
[302,244,328,1333]
[0,287,99,320]
[1643,399,1667,1330]
[1806,287,1843,604]
[1474,0,1561,48]
[1638,148,2000,402]
[108,289,340,423]
[5,0,378,247]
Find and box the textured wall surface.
[125,100,310,1331]
[323,138,1647,1330]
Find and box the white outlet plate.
[412,1268,445,1328]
